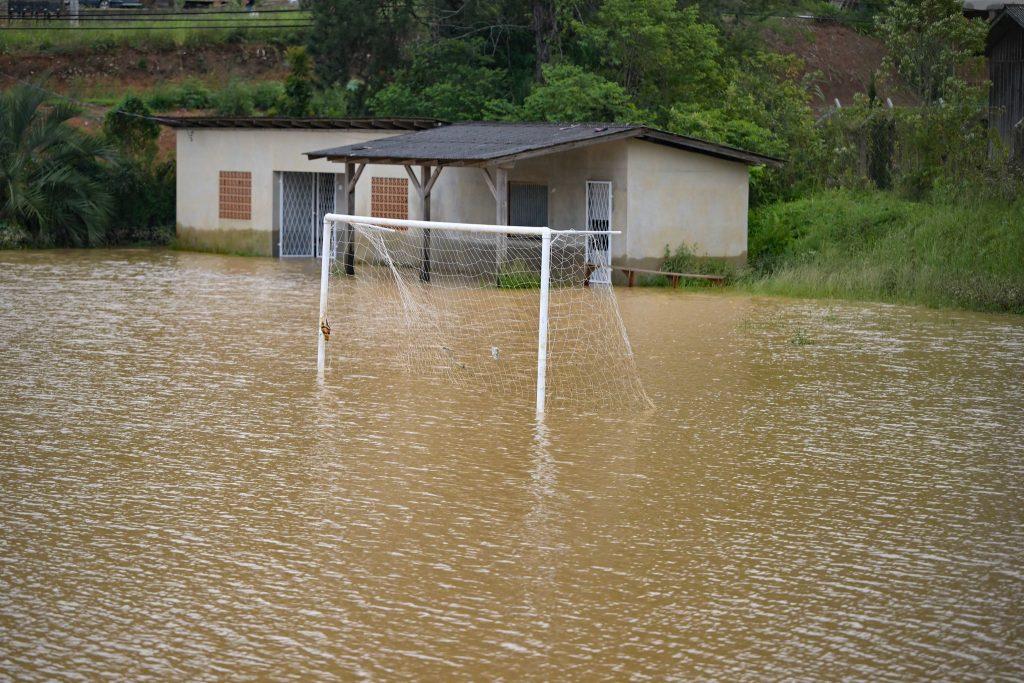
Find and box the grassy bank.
[742,190,1024,314]
[0,16,307,53]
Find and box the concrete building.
[164,117,780,269]
[164,116,442,257]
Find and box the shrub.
[745,189,1024,313]
[496,260,541,289]
[661,243,736,283]
[0,83,113,247]
[213,81,255,116]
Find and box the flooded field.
[1,249,1023,680]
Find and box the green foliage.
[746,190,1024,313]
[875,0,986,104]
[521,64,643,122]
[310,88,349,117]
[282,46,314,117]
[252,82,285,112]
[368,39,511,120]
[496,260,542,290]
[815,91,1020,201]
[0,83,113,247]
[103,95,160,161]
[213,80,255,116]
[0,18,309,54]
[661,243,737,283]
[144,79,213,111]
[105,158,175,246]
[570,0,726,113]
[308,0,414,89]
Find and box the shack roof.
[987,6,1024,52]
[305,122,783,167]
[155,116,444,131]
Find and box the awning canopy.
[305,121,784,167]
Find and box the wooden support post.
[494,166,509,283]
[627,270,636,287]
[420,165,432,282]
[343,162,356,275]
[671,275,681,289]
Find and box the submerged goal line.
[316,214,649,414]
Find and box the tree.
[0,84,113,247]
[103,95,159,162]
[282,46,314,117]
[307,0,415,98]
[571,0,726,112]
[368,39,512,120]
[520,63,643,122]
[875,0,986,104]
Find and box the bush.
[496,260,541,289]
[104,158,176,246]
[745,189,1024,313]
[213,81,255,116]
[145,79,214,111]
[252,82,285,112]
[0,222,26,249]
[660,243,737,284]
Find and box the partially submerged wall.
[175,128,407,256]
[625,140,749,269]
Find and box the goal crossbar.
[317,214,629,415]
[322,213,621,237]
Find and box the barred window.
[371,177,409,220]
[219,171,251,221]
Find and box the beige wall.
[175,129,751,264]
[175,128,409,255]
[625,140,749,267]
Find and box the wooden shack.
[987,6,1024,158]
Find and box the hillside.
[1,20,909,116]
[0,41,289,97]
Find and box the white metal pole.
[316,218,333,377]
[535,228,552,414]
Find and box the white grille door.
[281,172,314,257]
[314,173,336,259]
[585,181,612,284]
[280,172,336,258]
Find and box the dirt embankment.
[0,41,289,93]
[765,20,920,111]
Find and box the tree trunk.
[532,0,557,82]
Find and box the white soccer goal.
[316,214,650,414]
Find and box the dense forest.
[1,0,1022,312]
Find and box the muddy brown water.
[1,249,1023,680]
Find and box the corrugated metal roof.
[987,5,1024,53]
[156,116,444,131]
[305,122,783,167]
[1006,4,1024,23]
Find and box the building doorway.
[279,172,337,258]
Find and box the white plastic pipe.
[316,218,333,377]
[535,228,552,415]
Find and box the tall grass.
[0,16,308,54]
[745,190,1024,314]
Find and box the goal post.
[316,213,650,414]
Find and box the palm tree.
[0,83,114,247]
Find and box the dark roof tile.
[306,121,783,167]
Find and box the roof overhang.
[986,6,1024,53]
[305,124,784,168]
[155,116,445,131]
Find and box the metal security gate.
[280,172,337,258]
[585,181,612,284]
[509,183,548,227]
